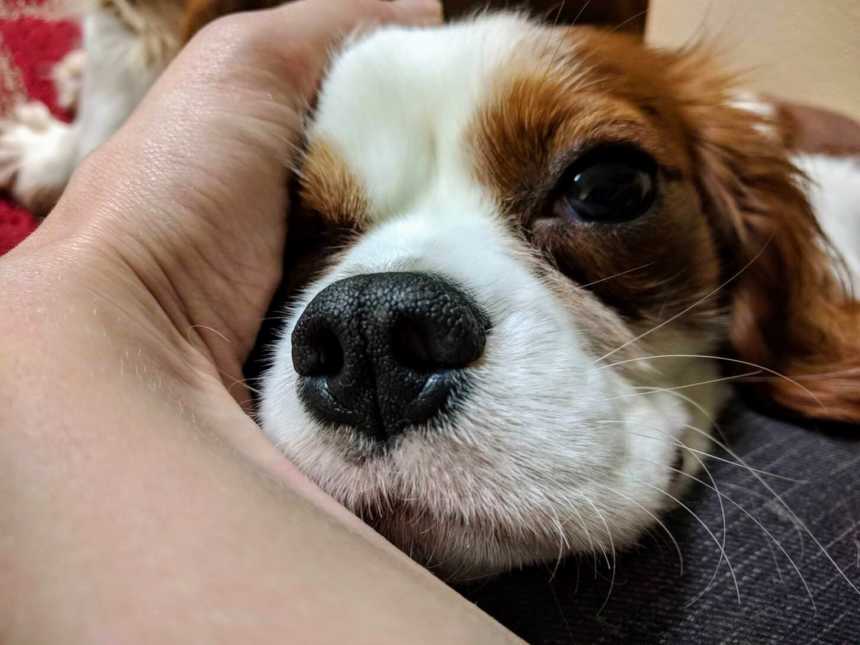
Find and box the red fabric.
[0,2,78,255]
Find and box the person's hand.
[0,2,515,642]
[4,0,440,475]
[25,0,440,401]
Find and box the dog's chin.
[272,409,693,583]
[360,502,565,582]
[358,494,651,582]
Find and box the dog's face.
[260,15,859,579]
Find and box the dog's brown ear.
[673,59,860,422]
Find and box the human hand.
[18,0,438,398]
[0,2,514,642]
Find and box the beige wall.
[646,0,860,120]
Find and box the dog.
[1,2,858,581]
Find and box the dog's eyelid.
[554,133,682,178]
[558,141,659,172]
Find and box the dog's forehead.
[308,15,550,217]
[305,17,686,226]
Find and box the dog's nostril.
[299,326,343,377]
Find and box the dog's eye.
[553,145,657,223]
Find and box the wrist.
[1,239,213,386]
[0,241,348,512]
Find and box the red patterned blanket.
[0,0,77,254]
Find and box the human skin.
[0,1,519,642]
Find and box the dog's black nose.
[291,272,489,441]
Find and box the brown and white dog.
[2,2,858,580]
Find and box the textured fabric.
[460,403,860,643]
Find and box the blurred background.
[446,0,860,121]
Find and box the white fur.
[0,103,77,211]
[730,91,778,136]
[52,49,86,112]
[75,8,170,161]
[260,17,723,579]
[792,153,860,290]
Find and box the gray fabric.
[459,403,860,643]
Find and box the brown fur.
[299,138,370,229]
[470,31,722,332]
[471,27,860,422]
[639,38,860,421]
[774,100,860,158]
[669,60,860,421]
[99,0,185,62]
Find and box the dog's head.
[259,14,860,580]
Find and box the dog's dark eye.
[554,146,657,223]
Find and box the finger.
[386,0,444,25]
[217,0,442,102]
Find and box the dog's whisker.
[626,429,804,484]
[226,376,264,398]
[656,462,817,611]
[570,0,593,27]
[656,417,860,597]
[566,501,601,577]
[551,0,569,28]
[602,370,761,402]
[548,506,570,582]
[599,484,684,576]
[583,498,617,615]
[745,366,860,380]
[680,446,806,484]
[546,0,573,69]
[608,8,649,34]
[675,441,732,592]
[577,262,655,289]
[594,238,774,365]
[599,353,823,409]
[613,415,805,484]
[718,480,808,554]
[674,448,731,608]
[611,424,731,602]
[643,480,742,605]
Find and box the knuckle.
[190,12,266,59]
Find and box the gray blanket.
[460,403,860,644]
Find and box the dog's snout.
[292,272,489,441]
